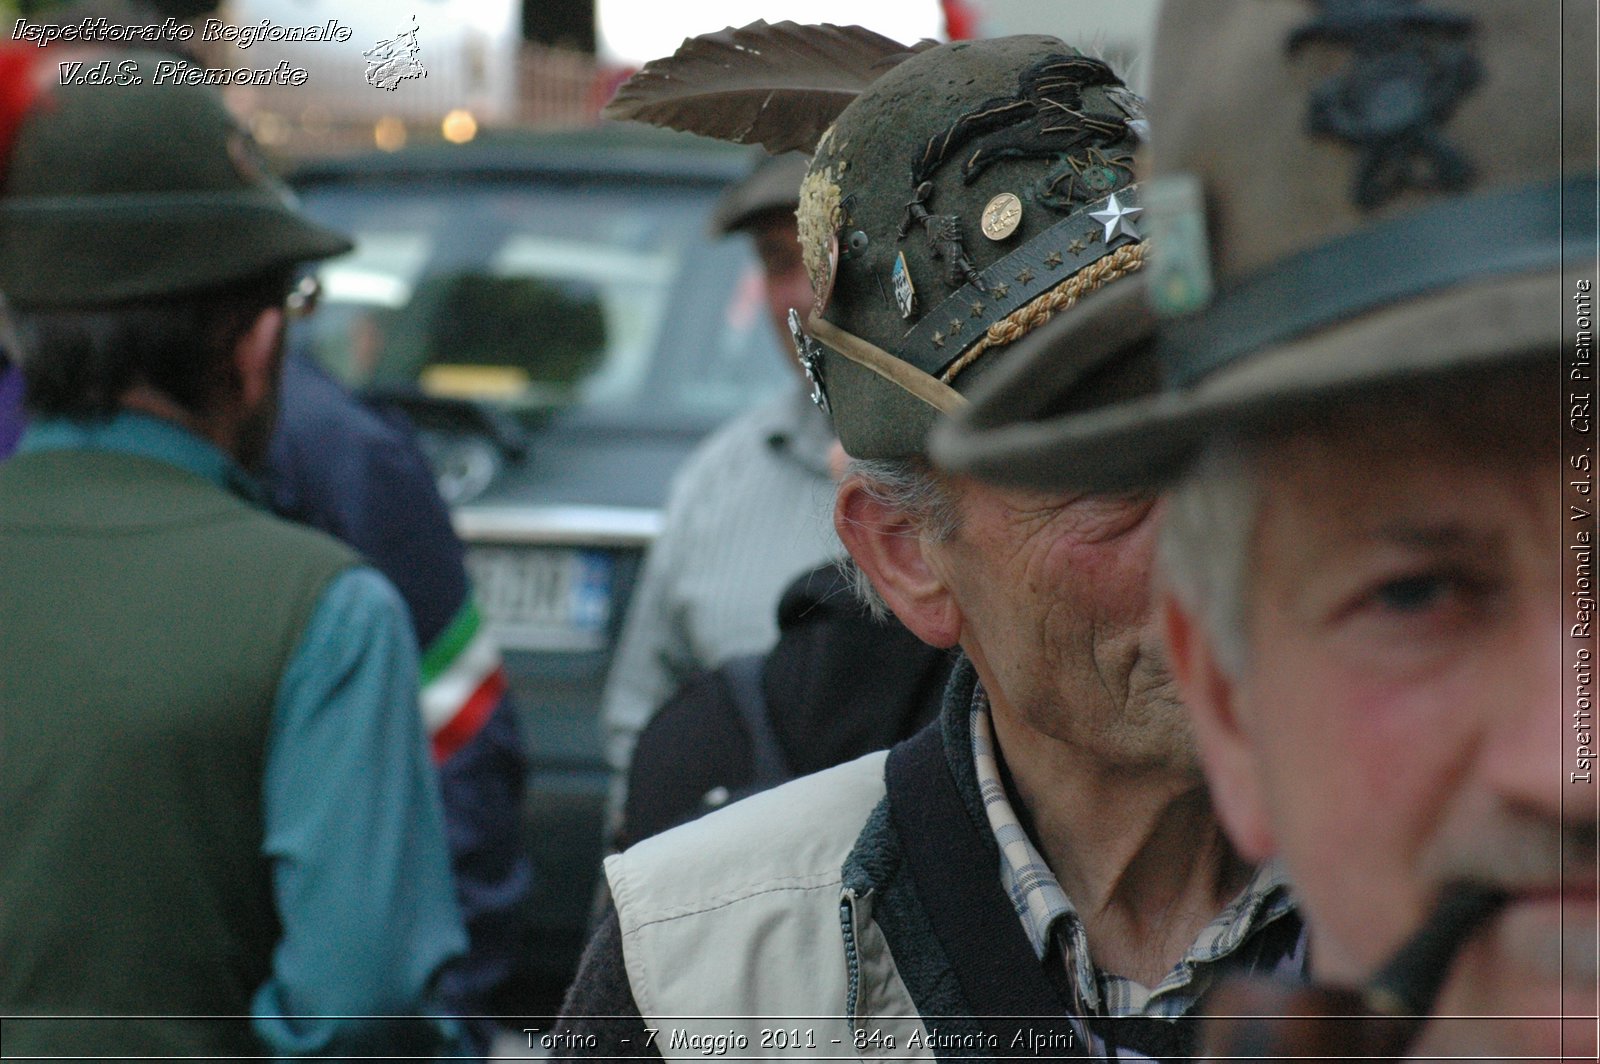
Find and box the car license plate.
[467,546,613,652]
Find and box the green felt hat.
[933,0,1596,490]
[793,35,1151,459]
[0,51,351,310]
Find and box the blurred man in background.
[0,53,466,1060]
[0,346,21,459]
[1,11,533,1047]
[614,556,951,850]
[264,348,532,1054]
[599,150,840,792]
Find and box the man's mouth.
[1486,880,1599,984]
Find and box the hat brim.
[934,265,1572,493]
[0,194,353,310]
[709,152,809,237]
[929,274,1158,486]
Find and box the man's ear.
[232,306,283,410]
[835,477,962,648]
[1162,590,1276,861]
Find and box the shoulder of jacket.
[244,506,363,571]
[606,750,888,926]
[666,395,801,495]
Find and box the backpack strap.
[720,653,793,789]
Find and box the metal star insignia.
[1089,192,1143,242]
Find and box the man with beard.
[0,54,466,1059]
[933,1,1598,1058]
[557,30,1303,1060]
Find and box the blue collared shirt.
[19,413,468,1060]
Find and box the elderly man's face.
[1173,394,1597,1056]
[928,480,1191,769]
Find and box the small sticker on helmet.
[892,251,917,319]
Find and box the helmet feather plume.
[603,20,935,156]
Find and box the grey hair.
[1157,437,1264,678]
[838,457,962,621]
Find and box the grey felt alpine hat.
[710,151,809,236]
[932,0,1596,491]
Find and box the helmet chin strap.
[804,311,967,415]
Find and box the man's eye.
[1365,568,1498,620]
[1331,563,1504,667]
[1373,574,1450,612]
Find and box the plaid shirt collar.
[967,687,1297,1018]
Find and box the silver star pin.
[1089,192,1143,243]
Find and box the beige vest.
[605,752,934,1062]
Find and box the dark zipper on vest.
[839,890,865,1034]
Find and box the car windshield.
[294,175,791,429]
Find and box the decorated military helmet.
[0,50,350,310]
[605,24,1148,459]
[791,36,1146,458]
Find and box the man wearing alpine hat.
[933,1,1597,1058]
[560,24,1304,1060]
[0,51,467,1059]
